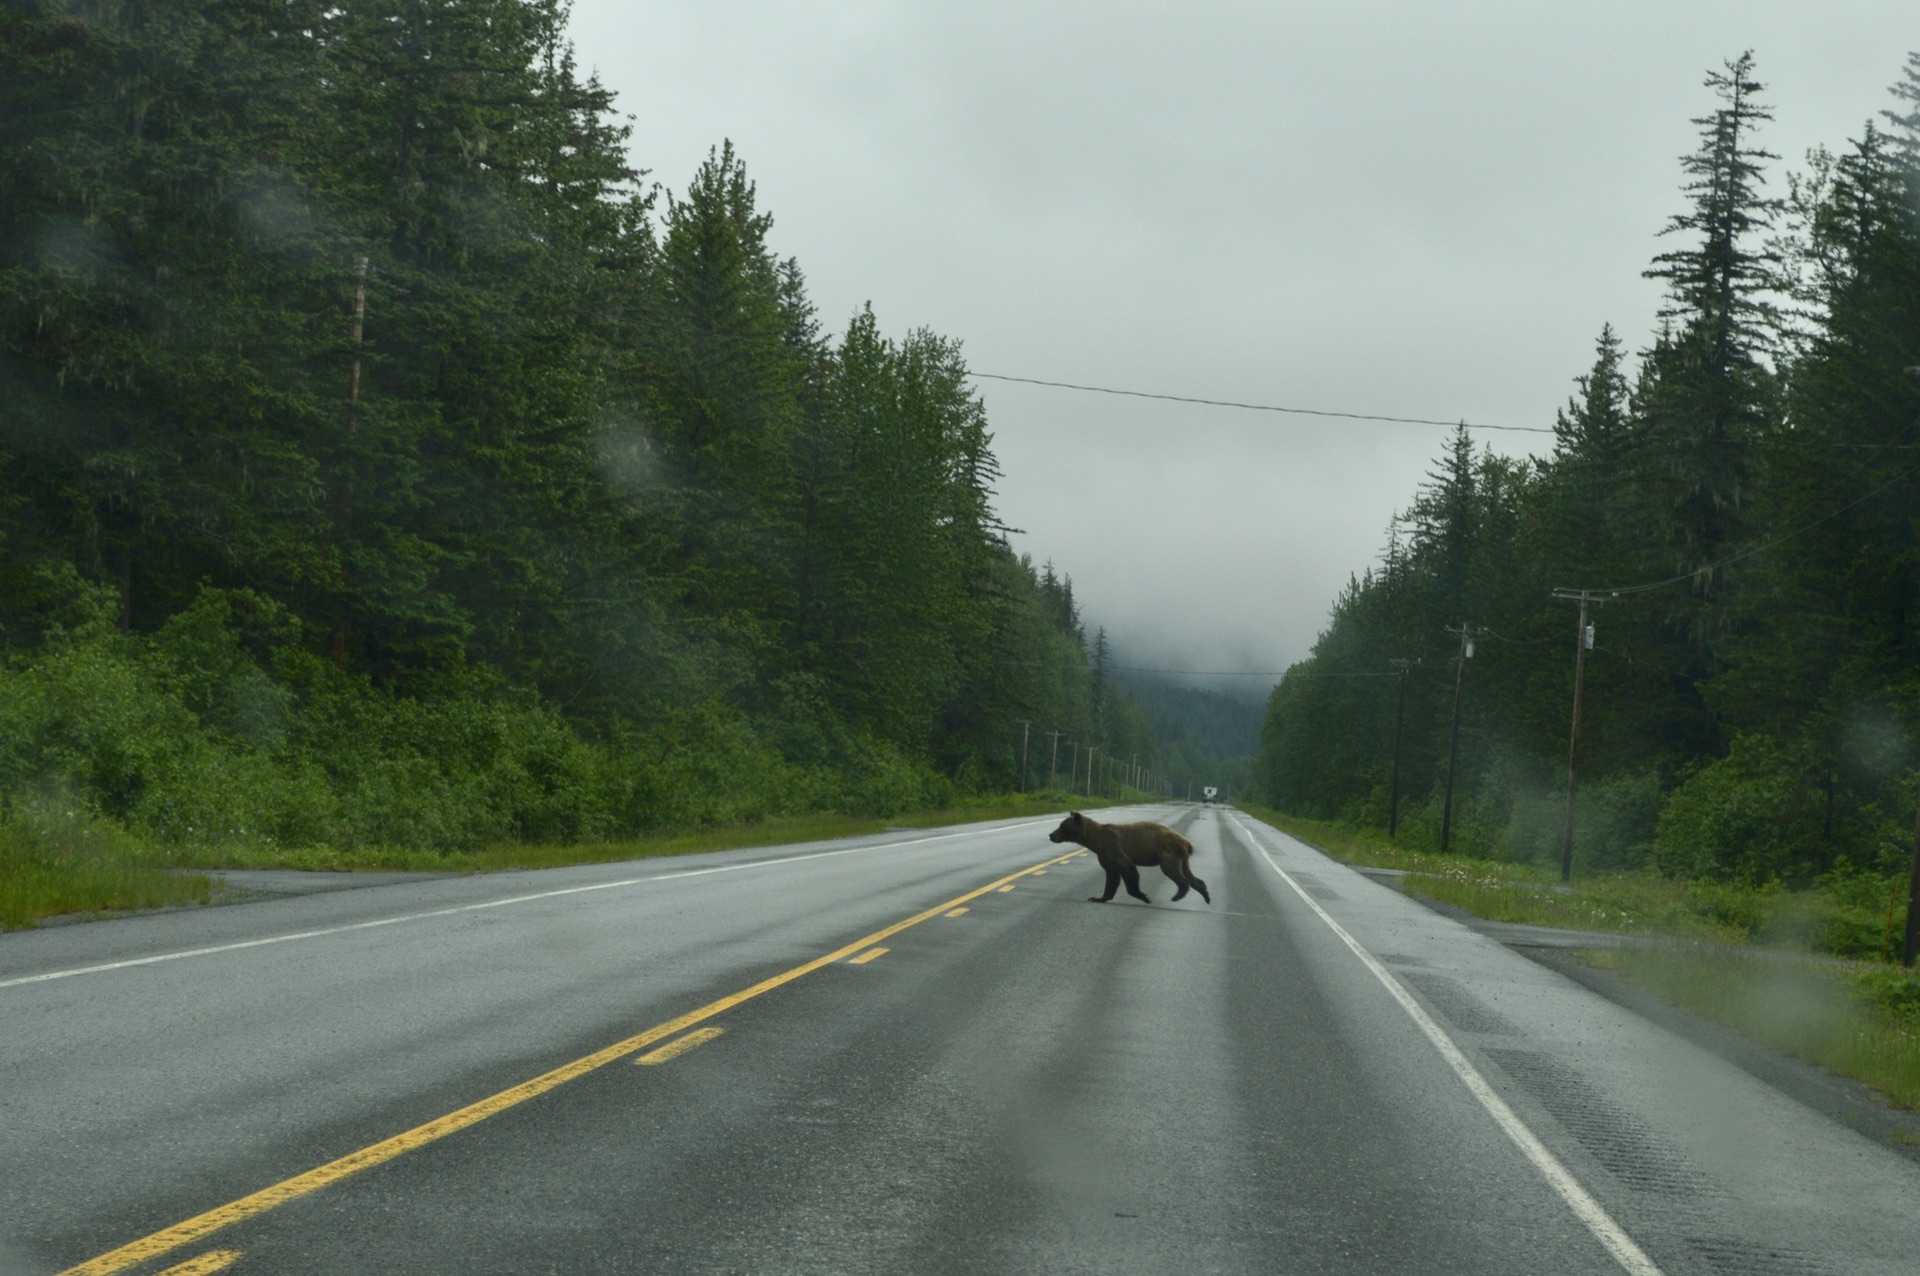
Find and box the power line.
[1563,456,1920,599]
[1112,665,1287,676]
[1475,625,1559,647]
[968,372,1553,435]
[970,370,1919,451]
[1112,665,1400,677]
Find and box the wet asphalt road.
[5,806,1919,1274]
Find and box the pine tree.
[1714,102,1920,861]
[1407,424,1479,628]
[638,141,803,642]
[1637,52,1783,663]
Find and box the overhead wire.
[969,370,1919,450]
[1112,665,1290,676]
[1563,452,1920,598]
[967,371,1549,434]
[1474,626,1560,647]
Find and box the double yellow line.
[60,847,1084,1275]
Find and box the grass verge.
[1,790,1111,930]
[0,812,214,929]
[1582,945,1920,1110]
[1237,802,1899,950]
[1237,800,1920,1111]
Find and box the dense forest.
[1114,673,1259,800]
[1255,53,1920,885]
[0,0,1159,853]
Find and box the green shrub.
[132,742,339,850]
[0,636,197,819]
[0,587,1001,862]
[1654,734,1821,881]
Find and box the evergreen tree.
[639,141,802,640]
[1638,52,1783,667]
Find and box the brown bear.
[1048,811,1211,905]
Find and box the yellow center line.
[57,847,1082,1276]
[997,885,1015,892]
[633,1026,725,1065]
[848,947,888,964]
[944,907,969,917]
[154,1252,242,1276]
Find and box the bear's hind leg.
[1162,861,1190,901]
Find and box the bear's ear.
[1069,810,1081,820]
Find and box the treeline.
[0,0,1147,851]
[1255,53,1920,884]
[1115,675,1259,799]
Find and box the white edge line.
[0,818,1061,992]
[1223,812,1663,1276]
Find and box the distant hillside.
[1114,675,1264,799]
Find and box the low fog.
[567,1,1915,692]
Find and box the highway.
[4,806,1918,1274]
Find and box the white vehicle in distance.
[1202,786,1218,805]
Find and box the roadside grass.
[1238,800,1920,1110]
[0,808,215,929]
[1237,802,1895,952]
[0,790,1109,929]
[1582,945,1920,1110]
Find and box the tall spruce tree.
[1638,52,1783,670]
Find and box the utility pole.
[1439,624,1473,853]
[1551,590,1602,882]
[1904,776,1920,966]
[1897,365,1920,959]
[332,255,370,667]
[1047,729,1063,791]
[348,255,368,426]
[1387,658,1413,838]
[1016,719,1033,793]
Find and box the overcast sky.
[567,1,1916,695]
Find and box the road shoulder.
[1390,879,1920,1167]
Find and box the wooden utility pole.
[1016,720,1033,792]
[1387,658,1413,838]
[347,255,368,427]
[1439,624,1472,852]
[1552,589,1597,882]
[1901,366,1920,960]
[1047,729,1064,791]
[1904,778,1920,966]
[333,255,370,666]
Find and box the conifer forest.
[0,0,1157,855]
[7,3,1919,902]
[1256,53,1920,889]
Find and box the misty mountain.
[1113,674,1264,798]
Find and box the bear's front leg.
[1089,864,1121,902]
